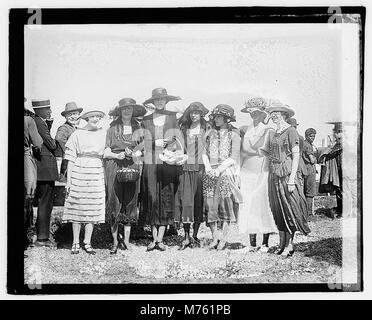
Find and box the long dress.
[238,122,277,234]
[105,123,142,226]
[203,126,242,223]
[175,124,205,223]
[62,127,106,224]
[262,126,310,235]
[139,110,182,226]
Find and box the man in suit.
[32,99,59,247]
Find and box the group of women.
[61,87,310,257]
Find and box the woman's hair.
[210,115,229,130]
[180,112,208,130]
[111,117,141,139]
[280,111,290,120]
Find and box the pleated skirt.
[268,173,310,235]
[63,157,105,224]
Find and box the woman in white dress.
[238,97,277,252]
[63,109,106,255]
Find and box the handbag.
[116,167,140,182]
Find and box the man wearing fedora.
[32,99,59,247]
[55,102,83,182]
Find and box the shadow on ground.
[295,237,342,267]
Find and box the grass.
[25,195,344,284]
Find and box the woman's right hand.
[65,181,71,197]
[116,152,126,160]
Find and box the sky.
[24,23,360,146]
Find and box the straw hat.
[266,100,295,118]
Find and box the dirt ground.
[24,196,348,285]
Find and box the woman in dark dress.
[261,101,310,257]
[104,98,146,254]
[139,88,183,251]
[175,102,209,250]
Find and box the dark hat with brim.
[266,100,295,118]
[179,102,209,123]
[287,117,299,127]
[61,102,83,117]
[241,97,268,113]
[143,87,181,106]
[210,104,236,122]
[117,98,147,118]
[32,99,51,109]
[79,109,105,121]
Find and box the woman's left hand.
[124,147,133,157]
[288,181,295,193]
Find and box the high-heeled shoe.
[191,237,200,248]
[208,240,219,250]
[71,243,80,255]
[146,241,157,252]
[178,240,191,251]
[281,247,294,258]
[110,244,118,255]
[82,243,96,255]
[216,240,227,251]
[275,247,285,255]
[156,242,166,251]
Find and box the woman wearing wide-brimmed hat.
[62,108,106,255]
[139,87,183,252]
[238,97,277,252]
[202,104,243,250]
[175,102,209,250]
[260,100,310,257]
[103,98,146,254]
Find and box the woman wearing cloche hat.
[103,98,146,254]
[202,104,243,250]
[261,100,310,258]
[62,107,106,255]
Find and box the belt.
[77,153,103,159]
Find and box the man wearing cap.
[302,128,318,216]
[32,99,59,247]
[55,102,83,182]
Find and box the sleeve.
[230,129,241,164]
[64,131,78,163]
[288,127,300,150]
[132,126,145,153]
[55,125,70,152]
[259,129,272,156]
[28,117,43,149]
[105,127,113,148]
[35,118,58,151]
[302,140,315,163]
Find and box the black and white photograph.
[5,3,367,298]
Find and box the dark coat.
[34,115,59,181]
[55,122,76,157]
